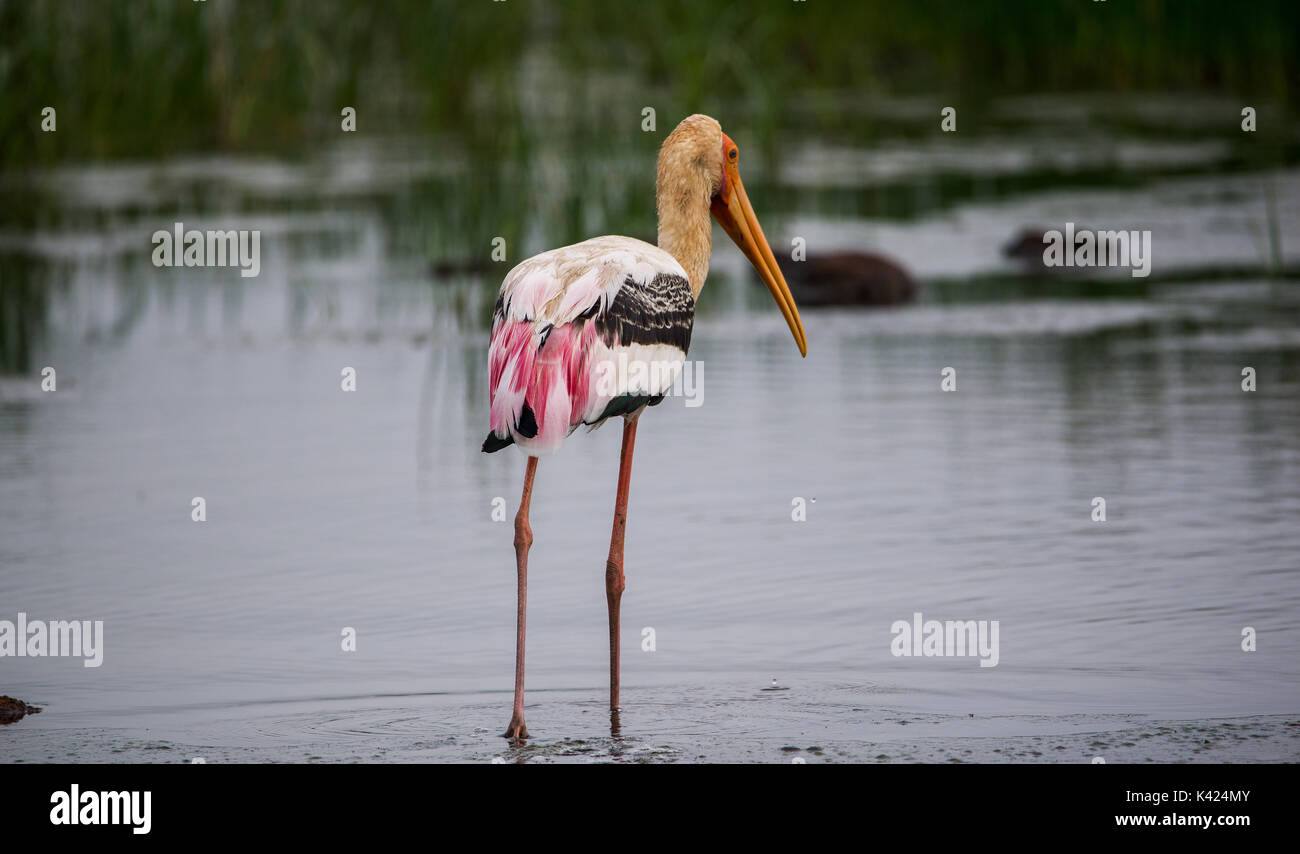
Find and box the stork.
[482,114,807,740]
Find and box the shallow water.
[2,99,1299,763]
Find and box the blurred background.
[2,0,1298,357]
[1,1,1298,761]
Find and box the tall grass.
[1,0,1295,168]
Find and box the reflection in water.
[0,255,49,374]
[1,96,1298,761]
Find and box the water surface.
[2,100,1298,763]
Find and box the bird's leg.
[504,455,538,741]
[606,418,638,721]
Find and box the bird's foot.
[502,714,529,741]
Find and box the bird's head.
[658,114,807,357]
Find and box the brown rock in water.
[0,695,42,724]
[1002,227,1053,263]
[1003,225,1098,272]
[784,251,917,306]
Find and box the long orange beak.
[710,139,807,357]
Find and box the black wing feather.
[595,272,694,353]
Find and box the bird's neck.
[656,170,713,299]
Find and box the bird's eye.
[729,149,738,161]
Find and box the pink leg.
[606,419,638,717]
[503,456,537,741]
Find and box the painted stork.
[481,114,807,741]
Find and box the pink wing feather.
[483,236,692,456]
